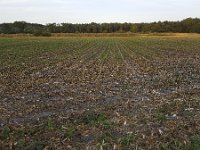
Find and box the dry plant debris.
[0,34,200,149]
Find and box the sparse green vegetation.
[63,126,76,140]
[1,126,10,140]
[47,117,54,130]
[189,134,200,150]
[154,112,167,122]
[0,34,200,149]
[83,111,108,127]
[120,133,135,147]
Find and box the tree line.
[0,18,199,35]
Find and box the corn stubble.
[0,34,200,149]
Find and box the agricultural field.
[0,34,200,149]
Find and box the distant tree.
[0,23,12,34]
[130,24,138,33]
[191,23,200,33]
[0,18,200,34]
[46,23,57,33]
[13,21,26,33]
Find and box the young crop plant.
[1,34,200,149]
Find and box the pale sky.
[0,0,199,24]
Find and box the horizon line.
[1,17,199,25]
